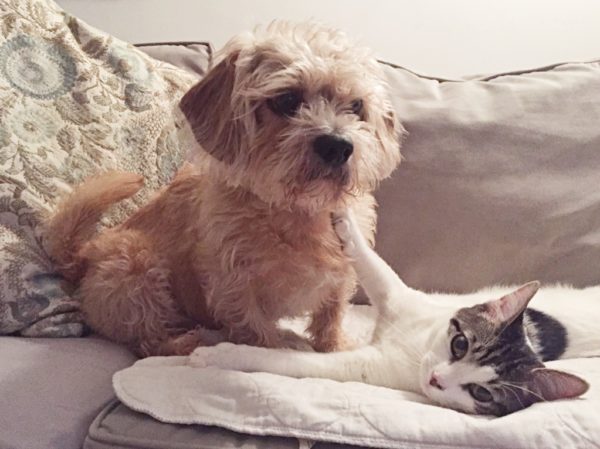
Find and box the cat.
[190,209,599,416]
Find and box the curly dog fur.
[44,22,403,357]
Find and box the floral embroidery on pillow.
[0,0,203,337]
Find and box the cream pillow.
[0,0,203,336]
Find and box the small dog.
[45,22,403,357]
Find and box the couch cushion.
[84,400,301,449]
[0,337,135,449]
[375,59,600,293]
[0,0,203,337]
[86,401,371,449]
[136,42,211,77]
[86,401,367,449]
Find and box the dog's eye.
[350,99,363,115]
[268,90,303,117]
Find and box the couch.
[1,1,600,448]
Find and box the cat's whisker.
[499,384,526,410]
[497,381,546,403]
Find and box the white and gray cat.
[190,209,600,416]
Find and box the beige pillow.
[0,0,203,336]
[375,60,600,293]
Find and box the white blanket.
[113,307,600,449]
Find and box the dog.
[44,21,403,357]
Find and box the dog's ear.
[373,98,404,174]
[179,51,243,164]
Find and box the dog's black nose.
[313,134,353,167]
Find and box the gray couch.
[0,337,135,449]
[3,2,600,449]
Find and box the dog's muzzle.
[313,134,353,167]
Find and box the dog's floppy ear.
[179,51,242,164]
[373,98,404,175]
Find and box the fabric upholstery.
[374,60,600,294]
[0,0,201,336]
[0,337,136,449]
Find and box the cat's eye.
[350,99,363,115]
[268,90,303,116]
[450,333,469,360]
[467,384,493,402]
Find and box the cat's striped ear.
[484,281,540,325]
[530,368,589,401]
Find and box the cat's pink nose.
[429,373,444,390]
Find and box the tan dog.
[45,22,403,357]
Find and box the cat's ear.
[484,281,540,325]
[530,368,589,401]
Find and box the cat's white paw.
[189,342,245,369]
[333,209,359,256]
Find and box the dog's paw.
[279,329,315,352]
[188,342,242,369]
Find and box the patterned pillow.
[0,0,203,336]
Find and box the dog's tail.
[44,172,144,283]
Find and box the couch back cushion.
[375,61,600,293]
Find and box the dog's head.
[179,21,403,211]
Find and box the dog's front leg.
[308,284,353,352]
[210,284,286,349]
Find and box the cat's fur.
[190,210,598,416]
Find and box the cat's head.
[419,282,589,416]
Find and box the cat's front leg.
[190,342,392,386]
[189,343,325,379]
[189,342,275,372]
[333,209,410,307]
